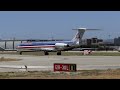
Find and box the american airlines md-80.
[16,28,99,55]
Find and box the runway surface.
[0,54,120,72]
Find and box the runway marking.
[0,65,52,69]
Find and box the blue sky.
[0,11,120,40]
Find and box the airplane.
[16,28,100,55]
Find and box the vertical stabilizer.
[71,28,86,45]
[71,28,100,45]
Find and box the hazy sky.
[0,11,120,40]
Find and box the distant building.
[91,38,97,43]
[86,39,92,45]
[114,37,120,45]
[82,38,103,46]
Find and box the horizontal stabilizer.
[72,28,101,31]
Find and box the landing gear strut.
[57,51,61,55]
[20,51,22,55]
[44,51,49,55]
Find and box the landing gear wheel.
[20,51,22,55]
[57,51,61,55]
[44,51,49,55]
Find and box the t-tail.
[71,28,100,45]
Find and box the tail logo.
[75,33,80,39]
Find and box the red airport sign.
[54,63,76,72]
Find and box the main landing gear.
[57,51,61,55]
[19,51,22,55]
[44,51,61,55]
[44,51,49,55]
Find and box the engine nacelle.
[55,43,69,47]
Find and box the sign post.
[54,63,77,72]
